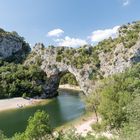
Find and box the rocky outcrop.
[25,43,93,96]
[99,36,140,77]
[0,29,30,62]
[25,36,140,97]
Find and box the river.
[0,89,85,137]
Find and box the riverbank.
[59,84,81,91]
[0,84,81,112]
[75,114,98,136]
[56,112,113,139]
[0,97,47,112]
[56,112,95,132]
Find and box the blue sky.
[0,0,140,47]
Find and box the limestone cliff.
[25,21,140,96]
[99,35,140,77]
[0,28,30,63]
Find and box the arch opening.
[60,72,78,86]
[58,72,81,92]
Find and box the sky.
[0,0,140,47]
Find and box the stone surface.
[0,29,30,61]
[26,44,93,96]
[99,37,140,77]
[25,37,140,97]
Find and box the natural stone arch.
[25,43,94,97]
[25,40,140,98]
[25,45,96,98]
[41,62,92,97]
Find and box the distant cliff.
[0,28,30,63]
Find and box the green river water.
[0,89,85,137]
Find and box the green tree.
[12,110,53,140]
[84,90,100,122]
[24,110,52,140]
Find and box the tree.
[97,63,140,130]
[24,110,52,140]
[12,110,53,140]
[84,90,101,122]
[98,77,132,129]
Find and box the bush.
[12,110,53,140]
[22,93,27,98]
[56,55,62,62]
[91,122,105,133]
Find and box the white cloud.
[122,0,130,6]
[89,26,120,43]
[55,36,87,47]
[47,28,64,37]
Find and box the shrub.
[56,55,62,62]
[22,93,27,98]
[91,122,105,133]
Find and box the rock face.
[0,29,30,62]
[41,61,92,96]
[99,38,140,77]
[25,37,140,97]
[26,43,93,96]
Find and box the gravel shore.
[0,97,43,112]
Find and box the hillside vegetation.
[55,21,140,66]
[58,21,140,83]
[85,63,140,140]
[0,62,47,98]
